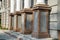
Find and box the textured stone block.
[18,15,22,28]
[48,0,58,6]
[58,0,60,12]
[57,22,60,30]
[11,16,14,27]
[50,22,58,30]
[57,13,60,21]
[50,14,57,21]
[50,30,58,39]
[51,6,58,13]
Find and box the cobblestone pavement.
[0,30,16,40]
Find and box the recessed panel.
[11,16,14,27]
[18,15,22,29]
[33,11,39,32]
[26,13,32,30]
[21,14,25,32]
[40,12,48,32]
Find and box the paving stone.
[5,31,53,40]
[0,30,16,40]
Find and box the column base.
[21,30,32,34]
[32,32,49,38]
[13,27,18,32]
[2,26,5,29]
[14,27,22,32]
[9,27,13,30]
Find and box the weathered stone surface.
[1,0,10,29]
[57,22,60,30]
[51,6,58,13]
[57,14,60,30]
[58,0,60,12]
[5,11,9,28]
[11,16,14,27]
[0,30,16,40]
[50,14,57,21]
[5,31,53,40]
[14,15,16,26]
[18,15,22,29]
[50,22,58,30]
[48,0,58,6]
[50,30,58,39]
[57,13,60,21]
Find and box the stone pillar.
[20,0,24,10]
[5,0,10,29]
[14,0,21,31]
[33,0,37,5]
[3,11,6,28]
[9,15,12,30]
[1,0,6,28]
[0,1,2,7]
[10,0,14,13]
[14,15,18,31]
[36,0,45,4]
[20,0,33,34]
[16,0,20,11]
[24,0,31,8]
[32,0,51,38]
[9,0,15,30]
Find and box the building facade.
[0,0,2,26]
[1,0,10,28]
[1,0,60,40]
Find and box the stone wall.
[48,0,58,39]
[1,0,10,28]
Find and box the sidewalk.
[4,30,53,40]
[0,30,16,40]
